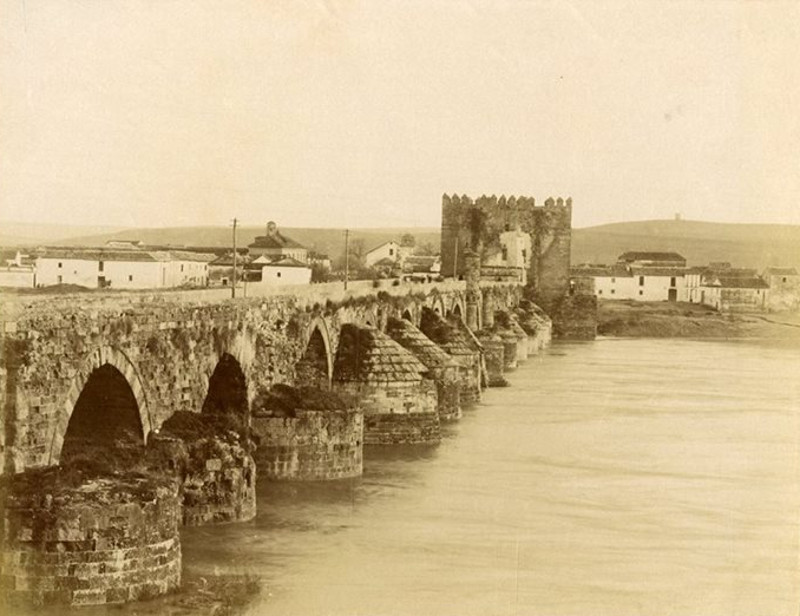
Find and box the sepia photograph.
[1,1,799,614]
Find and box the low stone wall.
[147,432,256,526]
[335,380,439,445]
[252,410,363,480]
[547,293,598,340]
[0,475,181,608]
[362,412,441,445]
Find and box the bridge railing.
[0,278,476,310]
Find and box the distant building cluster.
[571,252,799,313]
[0,244,215,290]
[0,220,444,291]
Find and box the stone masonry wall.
[0,282,521,475]
[0,476,181,608]
[252,410,363,480]
[146,433,256,526]
[334,380,439,445]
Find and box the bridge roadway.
[0,278,520,475]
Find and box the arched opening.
[451,303,463,318]
[60,364,144,468]
[202,353,249,421]
[401,309,413,322]
[295,327,331,388]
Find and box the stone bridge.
[0,279,522,476]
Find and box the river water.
[180,337,800,616]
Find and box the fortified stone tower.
[440,193,572,307]
[440,193,592,339]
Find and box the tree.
[400,233,416,248]
[334,238,367,274]
[414,241,438,256]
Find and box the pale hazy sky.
[1,0,798,229]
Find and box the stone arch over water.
[202,353,249,421]
[48,346,151,466]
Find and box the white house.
[259,256,312,286]
[699,275,769,312]
[36,249,214,289]
[365,241,400,267]
[571,264,684,301]
[628,267,685,301]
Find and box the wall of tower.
[440,193,572,301]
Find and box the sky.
[1,0,799,230]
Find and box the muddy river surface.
[181,338,800,615]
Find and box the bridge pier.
[385,317,462,422]
[477,332,507,387]
[0,472,181,608]
[145,413,257,526]
[250,385,364,481]
[332,324,440,446]
[419,308,483,406]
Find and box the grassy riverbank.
[597,300,800,340]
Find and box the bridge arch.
[203,352,250,421]
[295,317,333,388]
[429,295,447,316]
[448,297,465,321]
[48,346,152,466]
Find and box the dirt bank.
[597,300,800,341]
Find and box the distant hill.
[2,218,797,271]
[0,222,127,246]
[30,225,441,261]
[572,220,800,270]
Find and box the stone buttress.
[145,413,257,526]
[385,317,462,422]
[332,324,439,446]
[250,385,364,481]
[419,308,482,405]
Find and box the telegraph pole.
[231,218,238,299]
[344,229,350,291]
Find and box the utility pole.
[344,229,350,291]
[231,218,238,299]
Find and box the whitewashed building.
[629,267,685,302]
[259,256,312,286]
[571,263,684,301]
[699,275,769,312]
[36,249,214,289]
[365,241,400,267]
